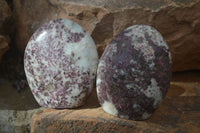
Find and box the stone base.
[31,71,200,133]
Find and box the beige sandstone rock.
[13,0,200,71]
[31,71,200,132]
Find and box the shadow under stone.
[0,78,39,110]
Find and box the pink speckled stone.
[24,19,98,108]
[97,25,172,120]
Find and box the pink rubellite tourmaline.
[96,25,172,120]
[24,19,98,108]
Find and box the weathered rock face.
[0,0,11,60]
[13,0,200,71]
[0,35,9,61]
[97,25,172,120]
[24,19,98,108]
[0,0,11,33]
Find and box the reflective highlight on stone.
[24,19,98,108]
[97,25,172,120]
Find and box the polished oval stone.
[24,19,98,108]
[97,25,172,120]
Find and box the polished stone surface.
[24,19,98,108]
[97,25,172,120]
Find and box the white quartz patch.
[134,42,155,63]
[70,85,81,96]
[142,112,151,120]
[119,115,129,119]
[143,78,162,108]
[125,25,171,66]
[102,101,118,116]
[126,25,169,49]
[65,90,86,108]
[63,32,98,73]
[96,78,102,94]
[64,20,83,33]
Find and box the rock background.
[0,2,40,133]
[0,0,11,34]
[11,0,200,72]
[0,35,9,60]
[0,0,11,61]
